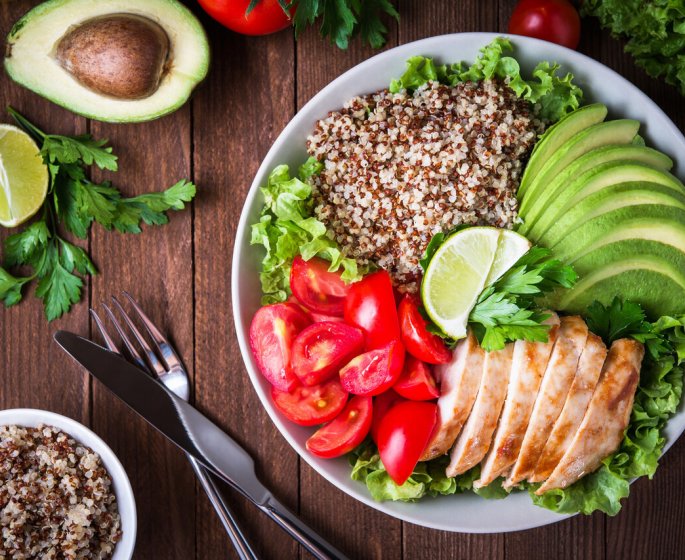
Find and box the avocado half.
[4,0,210,123]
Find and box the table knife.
[54,330,348,560]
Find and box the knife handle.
[260,495,349,560]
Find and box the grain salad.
[0,424,121,559]
[307,78,544,291]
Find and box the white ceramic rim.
[0,408,137,559]
[232,32,685,533]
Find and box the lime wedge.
[485,230,531,285]
[0,124,48,227]
[421,227,500,340]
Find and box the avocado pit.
[55,14,170,100]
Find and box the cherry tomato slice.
[370,390,404,444]
[249,303,311,392]
[339,340,405,396]
[393,356,440,401]
[197,0,292,36]
[377,401,438,485]
[508,0,581,50]
[287,296,344,323]
[306,395,373,458]
[290,256,350,316]
[291,322,365,386]
[271,380,348,427]
[398,294,451,364]
[344,270,401,350]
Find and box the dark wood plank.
[88,94,195,560]
[0,0,89,422]
[192,12,298,560]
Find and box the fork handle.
[189,456,260,560]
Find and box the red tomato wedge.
[291,322,365,386]
[249,303,311,392]
[371,390,403,444]
[271,380,348,427]
[287,296,344,323]
[398,294,451,364]
[339,340,405,396]
[306,396,373,458]
[290,256,350,316]
[393,356,440,401]
[377,401,438,485]
[344,270,401,350]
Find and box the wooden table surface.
[2,1,685,559]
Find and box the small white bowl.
[0,408,137,559]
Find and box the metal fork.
[91,292,259,560]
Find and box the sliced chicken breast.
[536,338,644,494]
[446,344,514,477]
[504,316,588,488]
[474,313,560,488]
[530,332,607,483]
[420,331,485,461]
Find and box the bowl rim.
[0,408,137,559]
[232,31,685,533]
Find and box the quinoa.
[0,425,122,560]
[307,78,544,291]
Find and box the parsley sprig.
[0,108,196,320]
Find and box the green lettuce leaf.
[389,37,583,122]
[250,162,363,303]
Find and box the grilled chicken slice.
[420,331,485,461]
[536,338,644,494]
[474,313,560,488]
[446,344,514,477]
[504,316,588,488]
[530,332,607,483]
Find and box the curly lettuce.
[389,37,583,122]
[250,159,362,304]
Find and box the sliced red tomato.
[398,294,451,364]
[291,322,365,386]
[286,296,343,323]
[339,340,405,396]
[306,396,373,458]
[370,390,403,444]
[197,0,292,36]
[508,0,581,50]
[271,380,348,427]
[393,356,440,401]
[377,401,438,485]
[249,303,311,392]
[344,270,401,350]
[290,256,350,316]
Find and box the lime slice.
[0,124,48,227]
[485,230,531,285]
[422,227,501,340]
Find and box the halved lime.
[421,227,501,340]
[485,230,531,285]
[0,124,48,227]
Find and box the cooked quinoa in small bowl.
[0,409,136,560]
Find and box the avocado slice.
[525,161,684,241]
[517,145,673,232]
[519,119,641,212]
[4,0,210,123]
[557,255,685,318]
[538,182,685,248]
[548,205,685,264]
[518,104,608,199]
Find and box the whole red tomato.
[197,0,292,36]
[508,0,581,50]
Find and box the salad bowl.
[232,32,685,532]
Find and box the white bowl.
[232,32,685,533]
[0,408,137,558]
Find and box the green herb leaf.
[42,134,118,171]
[0,267,29,307]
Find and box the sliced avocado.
[548,206,685,264]
[557,255,685,318]
[525,161,684,241]
[4,0,210,122]
[517,144,673,227]
[518,104,608,199]
[519,119,641,211]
